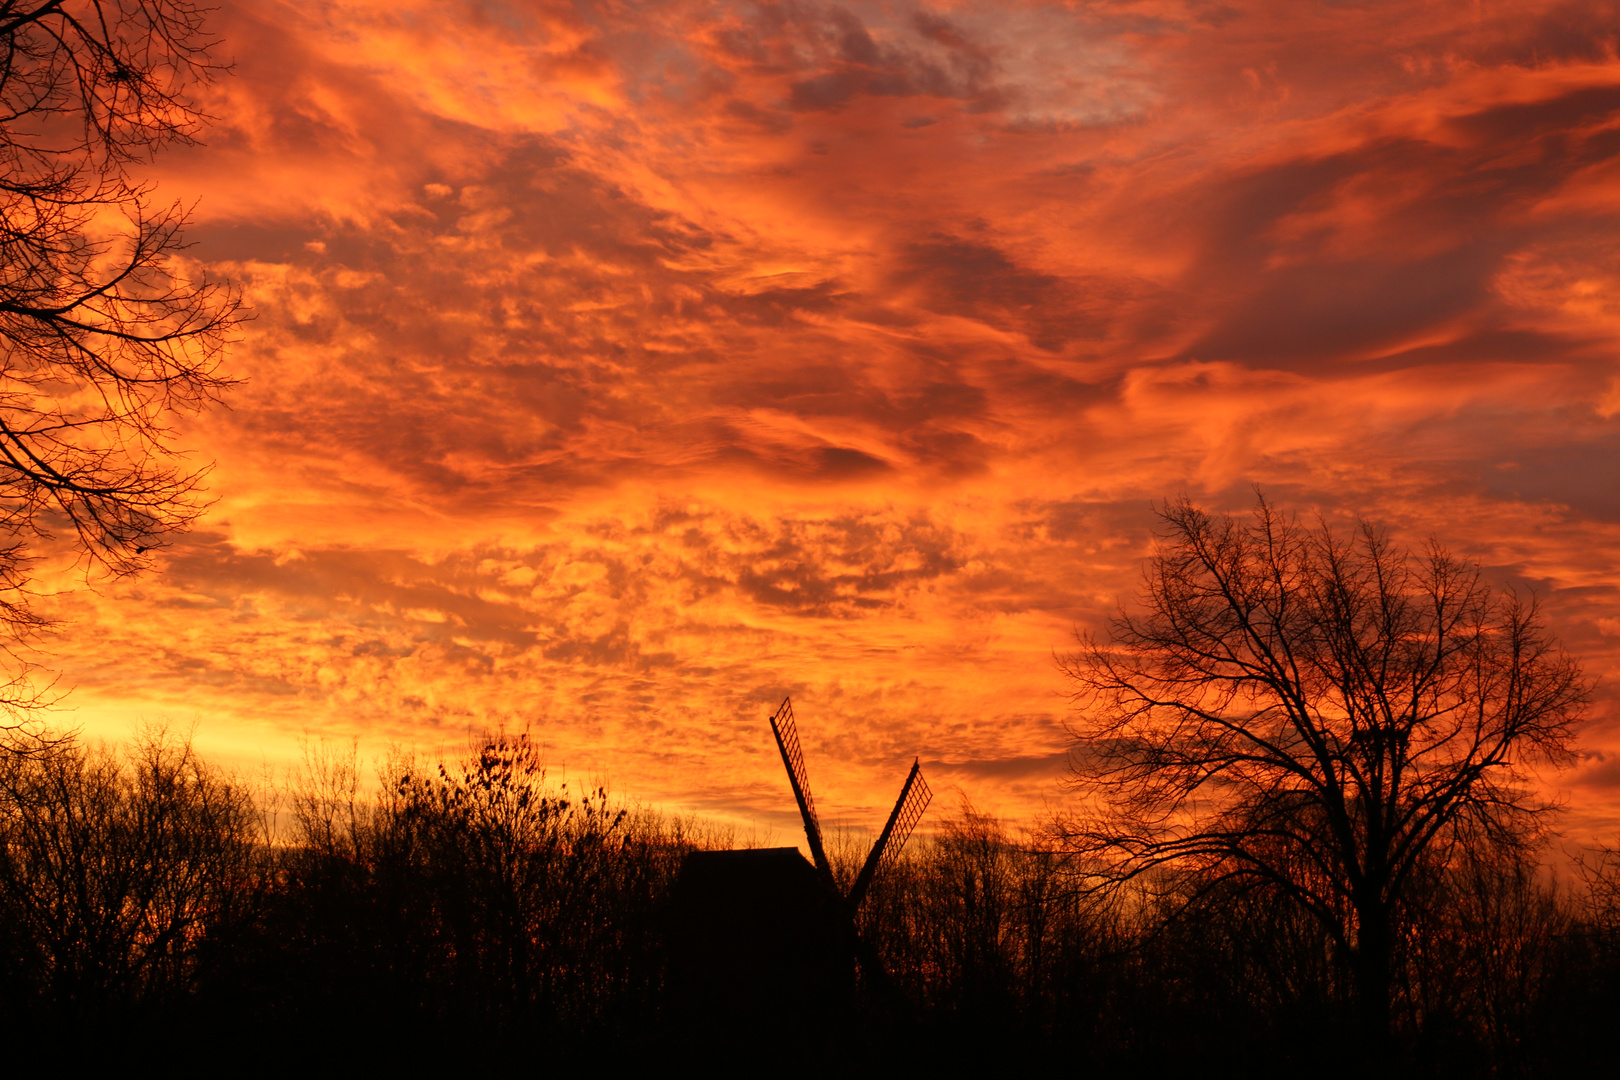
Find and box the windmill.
[667,697,932,1044]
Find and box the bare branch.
[0,2,239,740]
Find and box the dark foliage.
[0,729,1615,1072]
[0,729,257,1038]
[199,736,689,1066]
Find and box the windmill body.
[667,846,850,1039]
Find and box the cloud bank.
[36,0,1620,837]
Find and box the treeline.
[0,730,1615,1072]
[859,814,1617,1076]
[0,730,703,1064]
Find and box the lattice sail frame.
[877,761,932,879]
[770,698,816,824]
[769,697,832,880]
[847,758,933,914]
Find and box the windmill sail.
[847,758,931,913]
[769,697,833,883]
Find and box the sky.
[29,0,1620,842]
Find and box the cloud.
[30,0,1620,836]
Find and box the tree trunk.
[1353,898,1393,1065]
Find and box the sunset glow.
[40,0,1620,842]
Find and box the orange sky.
[31,0,1620,843]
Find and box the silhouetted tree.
[1401,840,1567,1074]
[0,729,257,1027]
[857,804,1120,1068]
[1056,496,1587,1056]
[393,736,633,1035]
[227,734,688,1062]
[0,2,240,726]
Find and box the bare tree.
[0,2,240,725]
[1056,496,1587,1052]
[0,728,258,1023]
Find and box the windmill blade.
[846,759,932,914]
[768,697,834,883]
